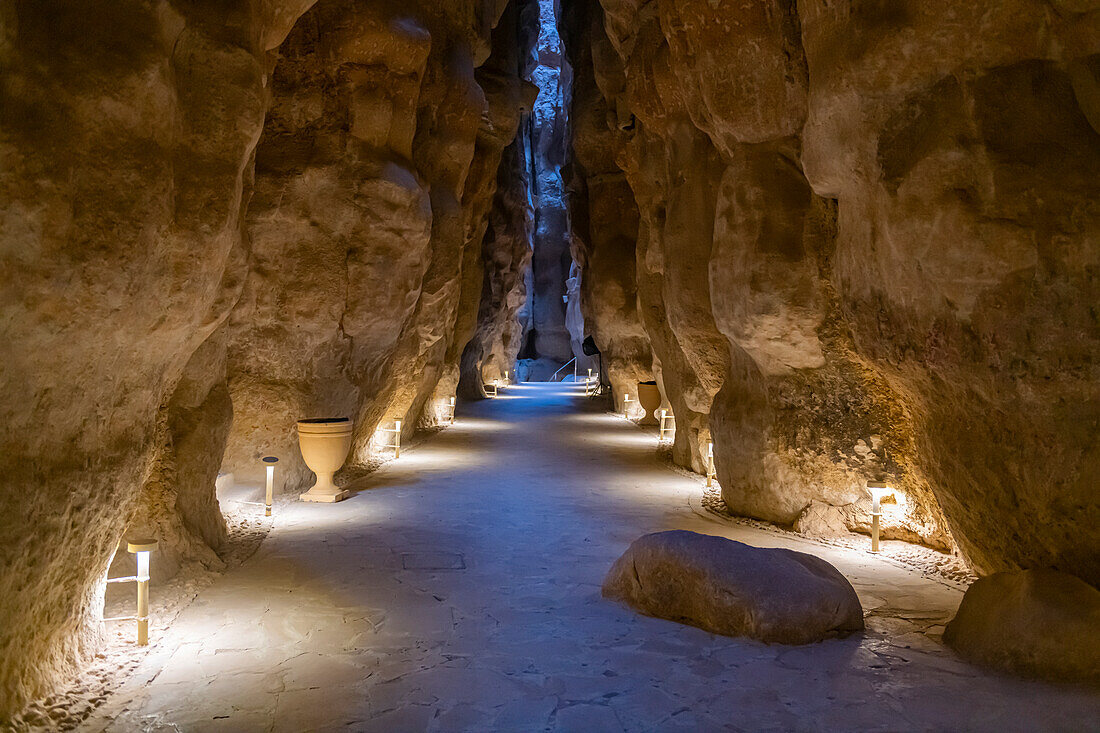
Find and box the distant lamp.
[127,539,158,646]
[262,456,278,517]
[867,481,893,553]
[448,396,456,425]
[706,439,716,487]
[622,393,633,417]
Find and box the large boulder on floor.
[944,570,1100,683]
[603,530,864,644]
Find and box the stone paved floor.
[87,383,1100,732]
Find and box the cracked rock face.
[2,0,1099,717]
[0,0,532,717]
[0,0,281,715]
[221,0,437,492]
[564,0,1100,579]
[459,139,535,397]
[221,0,533,490]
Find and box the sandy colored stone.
[563,0,1098,574]
[603,530,865,644]
[0,0,306,716]
[944,570,1100,683]
[459,139,535,397]
[799,2,1100,580]
[0,0,532,719]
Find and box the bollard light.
[262,456,278,517]
[622,394,632,417]
[658,409,675,442]
[393,419,402,458]
[127,539,158,646]
[449,396,456,425]
[867,481,892,553]
[706,439,716,487]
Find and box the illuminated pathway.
[90,383,1100,731]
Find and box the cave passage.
[84,384,1100,729]
[517,0,588,382]
[3,0,1099,724]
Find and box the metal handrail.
[550,357,577,381]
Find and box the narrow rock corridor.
[87,384,1100,732]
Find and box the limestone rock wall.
[799,1,1100,582]
[560,2,650,405]
[0,0,291,715]
[220,0,533,491]
[563,0,1100,576]
[0,0,532,717]
[526,0,575,366]
[459,139,536,397]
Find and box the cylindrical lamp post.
[449,396,456,425]
[394,419,402,458]
[706,439,716,487]
[262,456,278,517]
[867,481,890,553]
[127,539,158,646]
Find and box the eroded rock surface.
[459,139,535,397]
[944,570,1100,684]
[220,0,533,492]
[0,0,535,717]
[563,0,1100,580]
[603,530,864,644]
[0,0,291,715]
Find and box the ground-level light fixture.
[706,439,716,487]
[448,396,456,425]
[622,393,633,417]
[262,456,278,516]
[128,538,157,646]
[383,419,402,458]
[866,481,893,553]
[658,409,675,442]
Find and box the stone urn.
[297,417,353,503]
[637,381,661,426]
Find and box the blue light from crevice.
[530,0,566,218]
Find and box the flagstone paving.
[87,383,1100,732]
